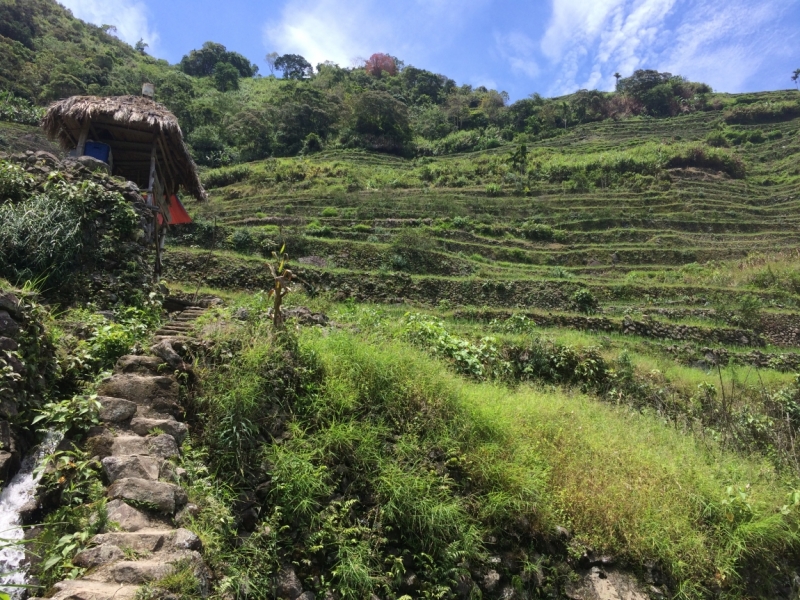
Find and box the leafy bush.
[520,222,555,241]
[0,91,45,125]
[202,165,251,188]
[724,101,800,124]
[33,395,101,436]
[321,207,339,217]
[571,289,599,314]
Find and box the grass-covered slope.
[181,295,800,599]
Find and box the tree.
[265,51,279,76]
[793,69,800,90]
[274,54,312,80]
[214,62,240,92]
[614,72,621,89]
[347,90,411,153]
[180,42,258,77]
[365,53,397,77]
[134,39,148,55]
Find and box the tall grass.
[189,308,800,597]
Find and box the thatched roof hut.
[42,95,206,201]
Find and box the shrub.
[723,101,800,124]
[484,183,502,196]
[521,222,555,242]
[202,165,251,188]
[321,207,339,218]
[571,288,599,314]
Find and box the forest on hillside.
[2,0,798,168]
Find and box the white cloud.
[58,0,159,50]
[263,0,489,70]
[540,0,795,94]
[495,31,540,79]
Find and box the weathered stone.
[0,451,16,482]
[115,355,165,375]
[0,399,18,419]
[77,155,110,173]
[105,499,170,532]
[565,567,650,600]
[48,579,139,600]
[0,337,18,351]
[297,593,316,600]
[110,434,179,459]
[130,417,188,444]
[98,374,180,415]
[148,433,181,458]
[172,528,202,551]
[277,565,304,599]
[97,396,137,423]
[34,150,60,166]
[0,311,20,337]
[107,477,187,514]
[102,455,162,482]
[92,530,166,553]
[0,294,21,319]
[0,421,11,451]
[72,544,125,568]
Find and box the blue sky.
[59,0,800,100]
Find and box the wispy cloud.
[58,0,159,50]
[263,0,488,70]
[540,0,796,94]
[495,31,540,79]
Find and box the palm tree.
[792,69,800,90]
[613,72,622,90]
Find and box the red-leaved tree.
[365,53,397,77]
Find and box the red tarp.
[157,194,192,225]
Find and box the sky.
[58,0,800,100]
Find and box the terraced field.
[169,92,800,367]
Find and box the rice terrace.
[1,0,800,599]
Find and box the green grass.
[183,301,800,598]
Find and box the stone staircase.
[34,306,209,600]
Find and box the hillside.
[2,1,800,599]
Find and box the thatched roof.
[42,95,206,201]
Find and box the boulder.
[77,155,110,173]
[72,544,125,568]
[110,434,179,459]
[130,417,188,444]
[0,337,18,351]
[97,397,137,423]
[105,499,170,532]
[276,565,304,599]
[115,355,165,375]
[0,311,20,337]
[102,455,162,482]
[107,477,187,514]
[565,567,650,600]
[98,374,181,416]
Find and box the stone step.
[107,477,187,514]
[91,527,201,554]
[152,335,192,343]
[97,397,137,423]
[45,579,139,600]
[130,416,188,444]
[102,454,163,482]
[98,373,180,416]
[105,499,172,532]
[115,355,166,375]
[85,551,200,585]
[109,434,179,459]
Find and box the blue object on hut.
[84,141,111,163]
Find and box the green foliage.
[180,41,257,78]
[724,100,800,124]
[32,394,101,436]
[213,62,240,92]
[31,447,107,592]
[274,53,312,80]
[0,91,44,125]
[571,288,599,315]
[202,165,251,188]
[0,167,144,292]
